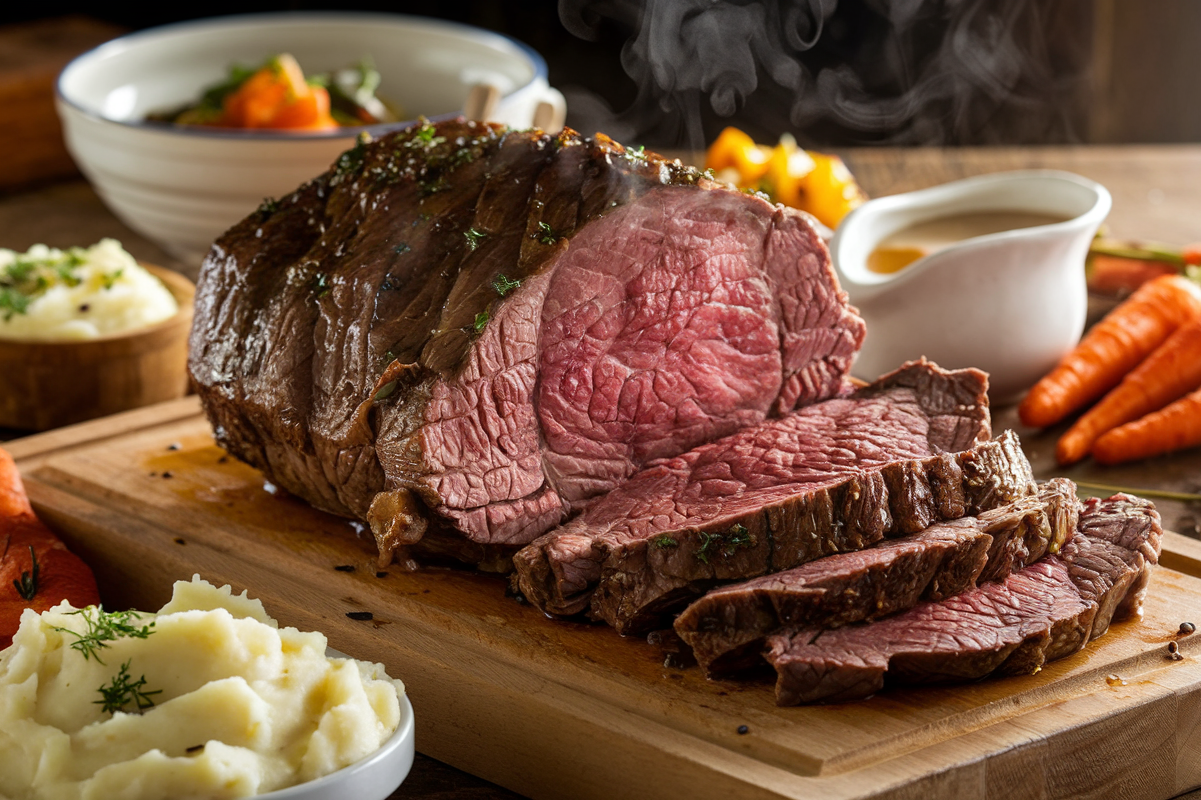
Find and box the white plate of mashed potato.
[0,577,414,800]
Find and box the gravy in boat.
[867,211,1070,274]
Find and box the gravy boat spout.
[830,170,1111,403]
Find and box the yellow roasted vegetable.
[704,127,866,228]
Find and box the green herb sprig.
[537,222,559,245]
[13,546,38,601]
[464,228,487,251]
[492,274,522,297]
[54,608,156,664]
[96,659,161,715]
[696,523,755,564]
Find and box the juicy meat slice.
[513,360,1036,635]
[676,478,1079,677]
[765,493,1161,705]
[189,119,866,564]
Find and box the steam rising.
[559,0,1087,147]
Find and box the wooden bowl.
[0,264,194,431]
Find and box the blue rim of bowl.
[56,10,548,141]
[256,693,415,799]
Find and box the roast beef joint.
[189,118,1163,704]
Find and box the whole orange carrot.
[0,446,100,649]
[1019,274,1201,429]
[1093,386,1201,465]
[1056,316,1201,464]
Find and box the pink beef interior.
[537,188,784,505]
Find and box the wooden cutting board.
[9,398,1201,800]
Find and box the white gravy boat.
[829,170,1112,403]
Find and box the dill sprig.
[473,311,489,333]
[13,546,38,600]
[96,659,161,715]
[54,607,156,664]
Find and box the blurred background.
[3,0,1200,161]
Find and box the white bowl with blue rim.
[57,12,566,264]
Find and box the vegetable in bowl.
[147,54,401,131]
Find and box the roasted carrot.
[1086,254,1179,295]
[1056,316,1201,464]
[1019,274,1201,429]
[1093,386,1201,465]
[217,54,338,131]
[0,446,99,648]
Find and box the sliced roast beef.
[513,361,1037,635]
[676,478,1078,677]
[766,493,1161,705]
[189,118,866,565]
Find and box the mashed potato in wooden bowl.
[0,239,178,342]
[0,577,406,800]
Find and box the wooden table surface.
[3,143,1200,800]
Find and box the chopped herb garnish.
[312,272,331,297]
[0,245,101,319]
[626,145,647,162]
[54,608,156,664]
[257,197,279,216]
[491,274,522,297]
[409,119,446,149]
[13,546,38,601]
[464,228,487,251]
[650,535,678,549]
[373,380,398,402]
[418,177,447,197]
[696,523,755,564]
[100,269,123,291]
[0,288,31,321]
[393,242,411,255]
[333,132,371,180]
[95,659,161,715]
[449,147,476,167]
[537,221,559,245]
[473,311,489,333]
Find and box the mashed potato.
[0,577,404,800]
[0,240,178,341]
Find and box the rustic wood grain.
[0,17,125,192]
[10,408,1201,800]
[0,265,193,430]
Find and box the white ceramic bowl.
[260,693,415,800]
[57,12,566,264]
[830,170,1111,403]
